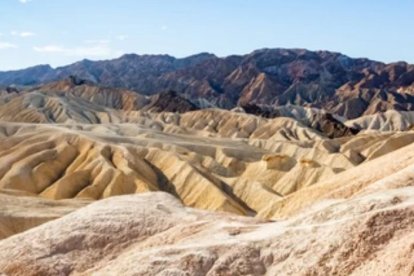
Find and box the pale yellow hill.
[259,134,414,219]
[1,118,413,218]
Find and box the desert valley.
[0,48,414,274]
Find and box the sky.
[0,0,413,70]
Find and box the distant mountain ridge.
[1,48,414,119]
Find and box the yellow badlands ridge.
[2,84,414,274]
[2,115,414,217]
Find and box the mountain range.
[2,48,414,119]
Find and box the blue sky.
[0,0,413,70]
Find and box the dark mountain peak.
[249,47,321,57]
[120,53,175,61]
[118,53,140,60]
[181,52,217,61]
[144,90,199,113]
[30,64,53,71]
[67,75,95,86]
[76,59,94,65]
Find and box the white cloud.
[161,25,168,31]
[18,0,32,4]
[33,44,113,57]
[11,31,36,37]
[117,35,128,41]
[0,42,17,49]
[33,45,65,53]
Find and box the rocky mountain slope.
[2,48,414,119]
